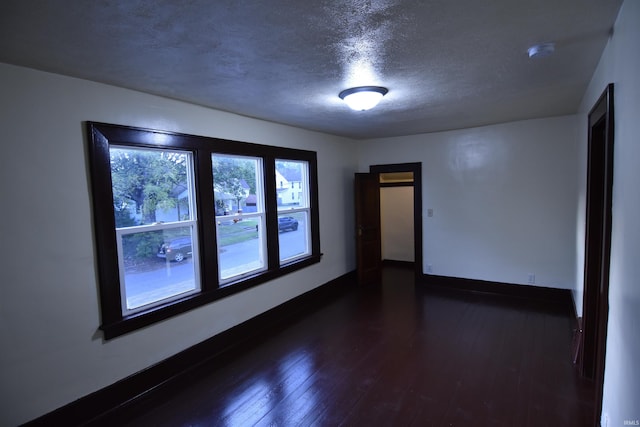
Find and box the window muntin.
[276,160,311,263]
[212,154,267,283]
[88,122,321,339]
[109,146,200,314]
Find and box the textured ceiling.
[0,0,622,139]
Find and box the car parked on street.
[157,236,192,262]
[278,216,299,232]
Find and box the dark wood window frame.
[87,122,321,339]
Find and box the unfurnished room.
[0,1,639,426]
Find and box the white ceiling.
[0,0,622,139]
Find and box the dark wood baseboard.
[420,274,573,306]
[23,271,357,427]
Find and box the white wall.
[380,186,415,262]
[0,63,358,426]
[578,1,640,425]
[358,115,580,289]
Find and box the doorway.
[380,173,415,263]
[354,163,422,283]
[579,83,614,425]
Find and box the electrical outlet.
[426,264,432,273]
[528,273,535,284]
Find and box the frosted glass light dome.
[339,86,388,111]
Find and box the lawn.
[217,218,259,246]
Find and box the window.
[212,154,266,282]
[110,147,200,314]
[276,160,311,264]
[88,122,321,339]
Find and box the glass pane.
[278,211,310,263]
[212,154,266,281]
[120,226,199,311]
[212,154,262,216]
[216,215,265,280]
[110,146,193,227]
[275,160,308,210]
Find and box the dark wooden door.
[355,173,381,284]
[579,83,614,426]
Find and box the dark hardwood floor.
[95,266,594,426]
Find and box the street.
[124,225,307,309]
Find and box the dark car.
[278,216,299,232]
[157,236,192,262]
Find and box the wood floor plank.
[105,266,594,427]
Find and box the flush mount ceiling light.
[339,86,388,111]
[527,42,555,59]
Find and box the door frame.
[370,162,423,278]
[579,83,614,426]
